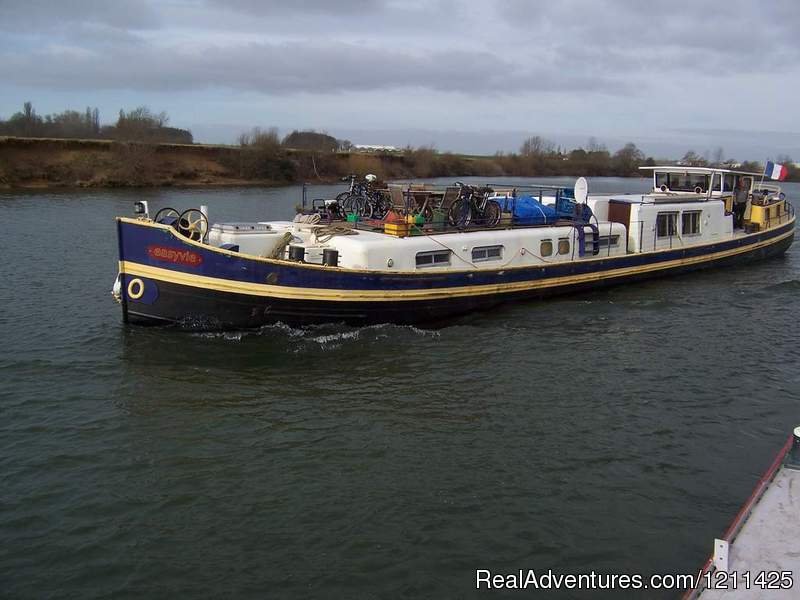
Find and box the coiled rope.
[291,211,356,246]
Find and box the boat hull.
[116,218,795,329]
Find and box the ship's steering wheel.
[153,207,180,224]
[178,208,209,243]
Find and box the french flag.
[765,161,789,181]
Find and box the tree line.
[2,104,795,183]
[0,102,193,144]
[261,130,796,181]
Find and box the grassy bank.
[0,136,425,189]
[2,135,792,190]
[0,136,642,190]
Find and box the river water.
[2,177,799,599]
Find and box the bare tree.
[587,137,607,153]
[239,126,280,149]
[613,142,645,175]
[520,135,554,157]
[681,150,707,167]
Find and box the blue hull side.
[116,218,795,328]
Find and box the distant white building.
[354,144,400,153]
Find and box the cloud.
[1,0,799,155]
[5,0,797,97]
[497,0,800,73]
[0,38,632,95]
[0,0,159,31]
[205,0,387,16]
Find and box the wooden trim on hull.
[121,230,794,328]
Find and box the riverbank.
[0,136,281,189]
[0,136,650,190]
[3,135,790,190]
[0,136,485,189]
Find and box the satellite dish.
[574,177,588,204]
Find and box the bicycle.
[336,174,390,219]
[447,182,501,228]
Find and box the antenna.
[574,177,589,203]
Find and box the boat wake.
[763,279,800,293]
[192,321,440,351]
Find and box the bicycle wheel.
[373,193,391,219]
[335,191,352,209]
[483,200,502,227]
[354,196,374,219]
[448,199,472,228]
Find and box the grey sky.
[1,0,798,159]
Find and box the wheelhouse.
[640,166,791,232]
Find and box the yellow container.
[384,222,409,237]
[748,200,785,229]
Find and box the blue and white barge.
[113,168,794,329]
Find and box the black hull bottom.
[125,232,794,330]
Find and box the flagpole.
[758,158,767,188]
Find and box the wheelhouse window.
[656,172,710,192]
[723,174,735,192]
[472,245,503,262]
[656,212,678,238]
[540,240,553,256]
[416,250,450,268]
[557,238,570,255]
[682,211,701,235]
[597,235,620,248]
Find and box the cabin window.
[665,173,709,192]
[597,235,620,248]
[416,250,450,267]
[723,174,735,192]
[472,245,503,262]
[682,211,701,235]
[656,212,678,238]
[540,240,553,256]
[557,238,570,255]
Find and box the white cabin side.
[631,199,731,252]
[298,222,627,271]
[600,196,731,254]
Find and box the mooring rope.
[268,231,294,258]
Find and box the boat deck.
[690,436,800,599]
